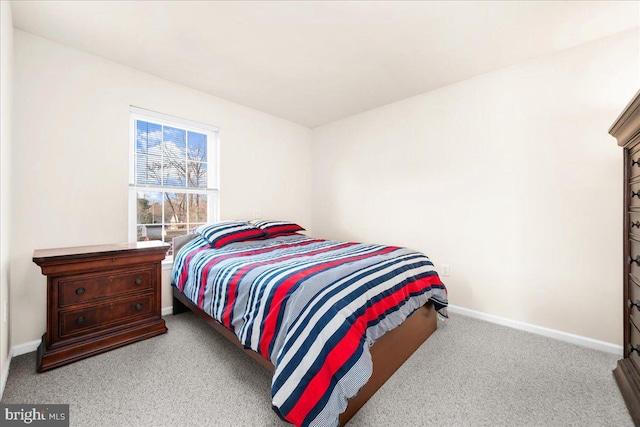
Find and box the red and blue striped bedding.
[172,234,448,427]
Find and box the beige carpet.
[1,312,633,426]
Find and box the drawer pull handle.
[630,344,640,354]
[134,278,142,285]
[76,316,85,325]
[135,303,143,311]
[633,191,640,199]
[632,221,640,229]
[633,159,640,167]
[630,256,640,266]
[75,287,85,296]
[629,300,640,310]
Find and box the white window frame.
[128,106,220,263]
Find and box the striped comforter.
[172,234,448,427]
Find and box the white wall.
[11,30,312,347]
[311,29,639,345]
[0,0,14,393]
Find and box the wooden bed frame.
[171,234,438,426]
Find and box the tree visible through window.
[129,108,218,256]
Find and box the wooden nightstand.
[33,241,169,372]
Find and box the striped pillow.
[195,222,265,248]
[250,220,305,237]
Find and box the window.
[129,107,219,257]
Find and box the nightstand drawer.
[631,276,640,321]
[58,268,153,307]
[630,239,640,283]
[631,320,640,361]
[631,212,640,239]
[631,182,640,208]
[631,148,640,179]
[631,277,640,329]
[59,293,155,338]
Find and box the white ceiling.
[10,1,640,128]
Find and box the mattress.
[172,234,448,427]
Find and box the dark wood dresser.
[609,89,640,425]
[33,241,169,372]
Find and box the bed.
[170,222,448,427]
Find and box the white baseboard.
[447,304,623,356]
[0,348,12,400]
[12,339,40,357]
[6,304,622,365]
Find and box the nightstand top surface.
[33,241,170,264]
